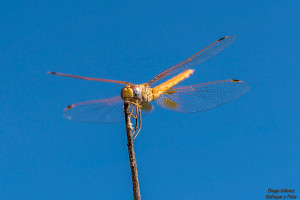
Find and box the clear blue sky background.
[1,0,299,199]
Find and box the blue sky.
[0,0,299,199]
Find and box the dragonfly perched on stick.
[49,36,249,139]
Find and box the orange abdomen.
[152,69,194,99]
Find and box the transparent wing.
[156,79,249,113]
[64,96,124,123]
[48,72,134,86]
[147,36,236,86]
[64,96,154,124]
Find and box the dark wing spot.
[48,71,57,74]
[65,104,74,110]
[231,79,241,82]
[218,37,226,41]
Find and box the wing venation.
[147,36,236,86]
[156,79,249,113]
[64,96,154,124]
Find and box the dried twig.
[123,102,141,200]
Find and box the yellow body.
[151,69,194,99]
[121,69,194,104]
[120,69,194,106]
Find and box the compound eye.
[132,88,141,100]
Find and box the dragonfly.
[49,36,249,138]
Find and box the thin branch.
[124,102,141,200]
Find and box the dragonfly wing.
[48,72,133,86]
[64,96,154,123]
[64,96,125,123]
[141,102,155,113]
[147,36,236,86]
[155,79,249,113]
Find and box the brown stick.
[123,102,141,200]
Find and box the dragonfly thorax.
[120,85,142,102]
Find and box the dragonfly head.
[121,85,142,101]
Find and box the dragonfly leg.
[126,100,142,139]
[129,104,138,119]
[133,107,142,140]
[132,106,139,137]
[129,101,141,119]
[130,105,137,119]
[130,101,142,109]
